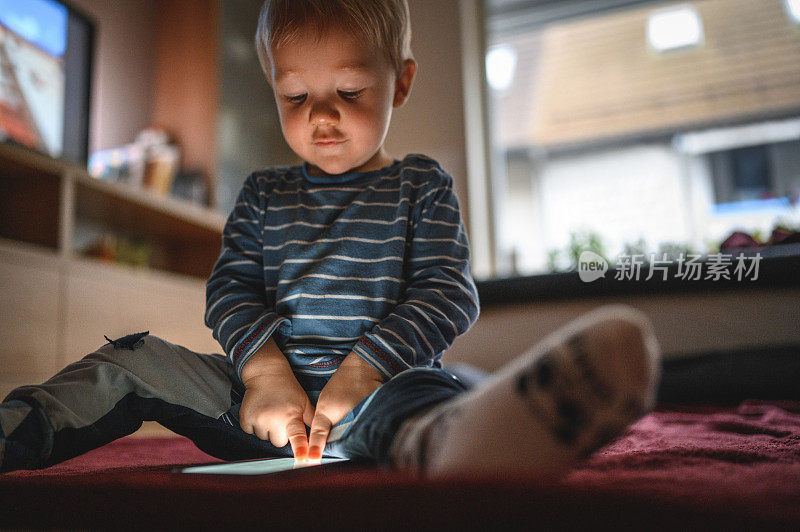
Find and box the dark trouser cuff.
[334,367,466,464]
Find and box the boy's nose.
[309,101,340,126]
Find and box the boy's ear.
[393,59,417,108]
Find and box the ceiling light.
[785,0,800,23]
[647,6,704,52]
[486,45,517,91]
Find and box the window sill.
[475,252,800,307]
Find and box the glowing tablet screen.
[180,457,348,475]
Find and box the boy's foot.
[389,305,661,478]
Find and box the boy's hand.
[240,339,314,460]
[308,353,385,459]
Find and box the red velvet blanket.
[2,400,799,529]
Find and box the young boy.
[0,0,660,477]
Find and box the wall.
[151,0,220,206]
[446,287,800,372]
[216,0,297,215]
[69,0,156,153]
[532,143,690,272]
[385,0,471,229]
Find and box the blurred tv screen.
[0,0,92,163]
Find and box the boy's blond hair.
[255,0,413,79]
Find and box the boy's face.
[269,27,414,176]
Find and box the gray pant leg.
[7,334,235,427]
[0,334,262,471]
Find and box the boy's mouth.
[313,137,346,148]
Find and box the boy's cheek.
[278,119,307,150]
[353,100,390,123]
[276,106,302,130]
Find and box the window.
[711,145,773,205]
[477,0,800,280]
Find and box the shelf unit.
[0,142,226,278]
[0,142,225,401]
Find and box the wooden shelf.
[73,171,225,237]
[0,146,61,251]
[0,140,79,175]
[0,141,225,279]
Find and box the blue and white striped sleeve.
[352,170,480,379]
[205,173,291,379]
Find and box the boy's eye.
[285,94,307,104]
[338,89,364,101]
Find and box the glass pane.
[484,0,800,278]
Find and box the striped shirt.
[205,154,480,391]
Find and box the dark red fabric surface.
[564,400,800,523]
[1,400,799,529]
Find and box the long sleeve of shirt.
[205,172,291,379]
[351,164,480,379]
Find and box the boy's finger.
[268,423,288,448]
[308,413,332,460]
[303,398,315,427]
[255,425,268,441]
[286,418,309,460]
